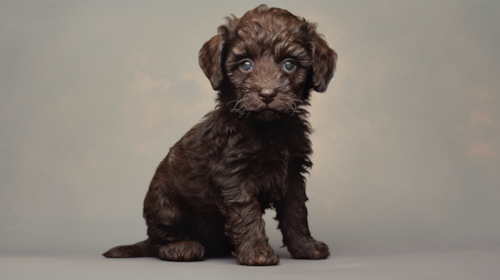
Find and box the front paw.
[236,242,280,266]
[288,238,330,259]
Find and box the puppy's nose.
[259,89,277,104]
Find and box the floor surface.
[2,247,499,280]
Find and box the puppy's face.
[224,26,312,121]
[199,6,337,121]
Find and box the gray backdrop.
[1,0,499,257]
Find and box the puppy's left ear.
[311,34,337,93]
[198,26,230,91]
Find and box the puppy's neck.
[212,103,309,134]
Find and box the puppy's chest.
[226,131,289,164]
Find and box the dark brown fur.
[103,4,337,266]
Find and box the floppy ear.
[198,26,230,91]
[311,34,337,93]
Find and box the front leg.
[276,171,330,259]
[218,181,280,266]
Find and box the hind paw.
[158,241,205,261]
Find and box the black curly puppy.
[103,4,337,266]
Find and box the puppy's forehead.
[230,21,312,64]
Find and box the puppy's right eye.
[239,61,253,72]
[283,61,296,72]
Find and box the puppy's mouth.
[250,109,278,121]
[250,107,285,121]
[228,93,304,121]
[228,102,282,120]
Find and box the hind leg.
[144,178,206,261]
[147,221,207,261]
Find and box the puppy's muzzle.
[259,88,277,104]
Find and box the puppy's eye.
[239,61,253,72]
[283,61,296,72]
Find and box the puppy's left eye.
[282,61,296,72]
[239,61,253,72]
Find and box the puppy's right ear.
[198,26,229,91]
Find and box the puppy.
[103,4,337,266]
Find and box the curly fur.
[103,4,337,266]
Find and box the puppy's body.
[104,5,337,266]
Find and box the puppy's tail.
[103,239,154,258]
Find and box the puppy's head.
[199,4,337,121]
